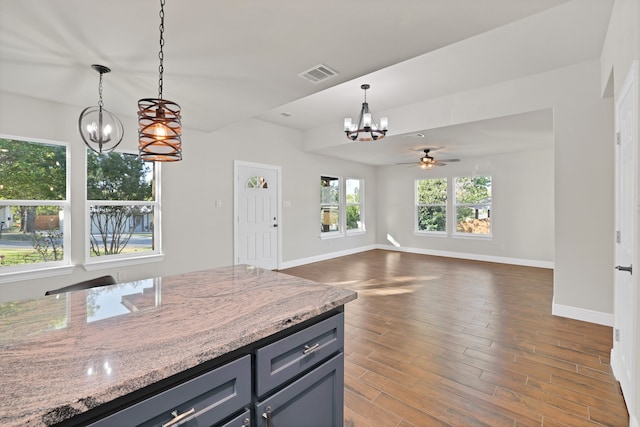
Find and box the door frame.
[233,160,282,270]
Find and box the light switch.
[215,199,222,208]
[283,201,292,208]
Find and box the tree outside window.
[320,176,340,233]
[346,178,364,232]
[416,178,447,232]
[0,137,68,269]
[86,151,158,260]
[455,176,491,235]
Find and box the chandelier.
[78,64,124,153]
[138,0,182,162]
[344,84,388,141]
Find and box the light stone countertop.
[0,265,357,426]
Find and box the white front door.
[234,161,280,270]
[613,60,638,420]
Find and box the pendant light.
[78,64,124,153]
[344,84,388,141]
[138,0,182,162]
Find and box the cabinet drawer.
[255,352,344,427]
[89,355,251,427]
[220,409,250,427]
[255,312,344,397]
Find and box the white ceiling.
[0,0,613,165]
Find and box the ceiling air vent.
[298,64,338,84]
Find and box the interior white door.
[235,162,280,270]
[613,61,638,419]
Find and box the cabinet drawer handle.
[242,417,250,427]
[303,343,320,354]
[162,408,196,427]
[262,406,272,427]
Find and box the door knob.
[615,265,632,274]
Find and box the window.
[320,176,365,237]
[454,176,491,235]
[86,150,160,265]
[0,136,70,276]
[346,178,364,233]
[320,176,340,234]
[416,178,447,233]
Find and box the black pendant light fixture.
[138,0,182,162]
[78,64,124,153]
[344,84,388,141]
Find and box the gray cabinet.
[88,355,251,427]
[221,409,251,427]
[81,311,345,427]
[255,353,344,427]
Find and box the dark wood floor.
[281,250,629,427]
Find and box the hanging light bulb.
[138,0,182,162]
[78,64,124,153]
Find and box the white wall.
[360,60,614,320]
[376,148,554,266]
[0,92,377,301]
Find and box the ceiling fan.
[399,149,460,169]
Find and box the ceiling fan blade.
[439,158,460,163]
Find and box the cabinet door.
[255,353,343,427]
[220,409,250,427]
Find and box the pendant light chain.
[158,0,165,100]
[97,72,104,109]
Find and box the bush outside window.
[416,178,447,233]
[86,150,160,263]
[455,176,491,235]
[346,178,364,232]
[0,137,70,273]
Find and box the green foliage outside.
[87,151,154,257]
[455,176,492,234]
[346,183,360,230]
[0,138,66,266]
[417,178,447,231]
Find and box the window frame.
[83,148,164,270]
[414,177,448,235]
[0,135,73,283]
[453,175,492,238]
[320,175,366,239]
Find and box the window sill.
[319,232,343,240]
[414,231,447,237]
[452,233,492,240]
[0,263,75,284]
[83,253,165,271]
[346,230,366,237]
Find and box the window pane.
[87,151,154,201]
[455,176,491,204]
[346,206,361,230]
[320,176,339,204]
[417,178,447,204]
[346,179,360,203]
[246,175,269,189]
[89,205,154,257]
[417,206,446,232]
[0,205,65,267]
[456,206,491,234]
[320,206,340,232]
[0,138,67,201]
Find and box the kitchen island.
[0,265,356,426]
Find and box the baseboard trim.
[552,298,614,326]
[281,244,553,270]
[374,244,554,269]
[279,245,378,270]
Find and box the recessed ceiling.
[0,0,612,165]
